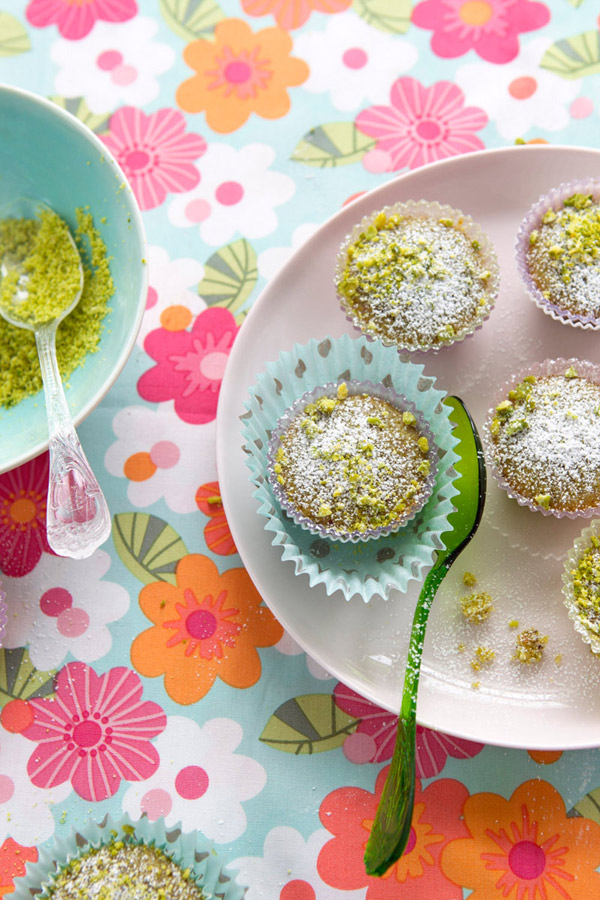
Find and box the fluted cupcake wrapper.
[242,334,460,602]
[515,176,600,330]
[562,519,600,655]
[12,813,246,900]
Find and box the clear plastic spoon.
[0,198,111,559]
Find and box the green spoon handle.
[363,561,449,878]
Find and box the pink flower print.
[357,77,487,173]
[0,453,54,578]
[23,662,166,802]
[412,0,550,64]
[335,682,483,775]
[137,307,238,425]
[26,0,137,40]
[101,107,206,211]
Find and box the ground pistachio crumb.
[460,591,494,624]
[0,207,114,408]
[46,840,205,899]
[514,628,548,664]
[462,571,477,588]
[471,681,481,690]
[470,646,495,671]
[509,619,519,629]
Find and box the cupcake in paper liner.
[482,357,600,519]
[334,200,499,352]
[242,334,460,602]
[12,812,245,900]
[562,519,600,655]
[515,177,600,329]
[266,379,438,543]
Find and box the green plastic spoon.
[364,395,486,878]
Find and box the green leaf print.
[260,694,359,754]
[159,0,224,40]
[569,788,600,821]
[112,513,188,585]
[353,0,412,34]
[198,240,258,315]
[540,31,600,79]
[0,647,56,707]
[0,12,30,56]
[291,123,376,168]
[50,96,112,135]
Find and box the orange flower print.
[241,0,351,30]
[318,767,468,899]
[441,779,600,900]
[0,838,37,895]
[196,481,237,556]
[176,18,309,134]
[131,554,283,704]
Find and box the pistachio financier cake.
[335,201,499,351]
[268,380,437,541]
[486,360,600,516]
[38,841,206,899]
[517,182,600,326]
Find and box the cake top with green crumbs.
[271,383,434,537]
[336,209,495,350]
[489,368,600,512]
[570,534,600,638]
[526,193,600,318]
[44,841,206,900]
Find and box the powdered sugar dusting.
[269,385,437,540]
[491,372,600,513]
[336,203,498,351]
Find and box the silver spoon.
[0,198,111,559]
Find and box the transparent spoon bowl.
[0,198,111,559]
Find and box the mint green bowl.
[0,84,147,474]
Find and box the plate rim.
[217,144,600,751]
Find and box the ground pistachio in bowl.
[0,206,82,327]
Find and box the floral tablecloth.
[1,0,600,897]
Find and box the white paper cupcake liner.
[515,177,600,330]
[562,519,600,655]
[266,379,439,543]
[12,813,245,900]
[482,357,600,519]
[334,199,500,353]
[242,334,460,602]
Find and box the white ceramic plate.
[217,146,600,750]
